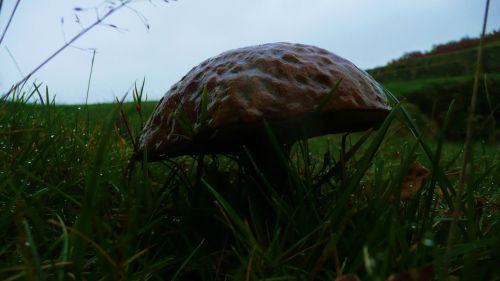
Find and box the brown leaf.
[400,161,430,201]
[392,150,401,159]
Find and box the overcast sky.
[0,0,498,104]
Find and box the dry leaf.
[400,161,430,200]
[392,150,401,159]
[114,125,127,149]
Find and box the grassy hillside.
[368,35,500,140]
[368,39,500,81]
[1,85,499,280]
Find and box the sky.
[0,0,499,104]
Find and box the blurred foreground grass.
[0,84,499,280]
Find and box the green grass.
[381,73,500,96]
[0,84,499,280]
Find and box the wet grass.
[0,84,499,280]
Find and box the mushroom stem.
[238,142,291,223]
[244,139,292,197]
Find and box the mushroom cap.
[138,42,391,160]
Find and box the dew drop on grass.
[155,141,162,149]
[423,239,434,247]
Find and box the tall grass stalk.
[0,0,170,101]
[84,49,96,136]
[1,1,130,100]
[445,0,490,272]
[0,0,20,47]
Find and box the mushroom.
[137,42,391,190]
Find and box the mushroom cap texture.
[138,42,391,159]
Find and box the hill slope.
[367,32,500,140]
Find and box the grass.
[0,83,499,280]
[381,74,500,95]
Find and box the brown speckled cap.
[138,42,391,160]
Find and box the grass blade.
[170,239,204,281]
[22,219,44,281]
